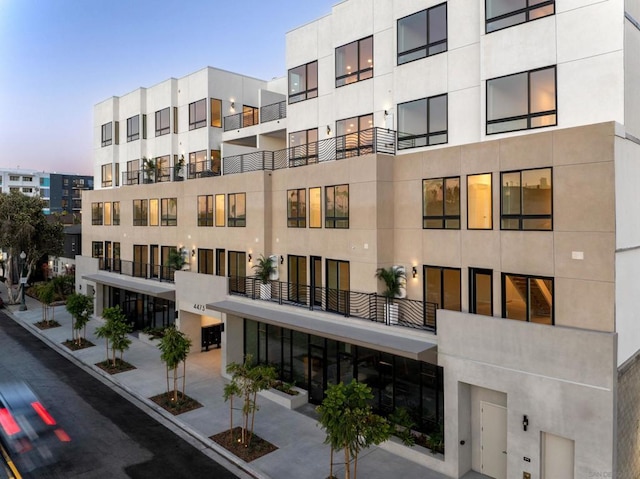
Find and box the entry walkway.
[2,294,474,479]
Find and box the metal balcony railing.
[229,276,437,332]
[223,107,260,131]
[98,258,178,283]
[187,159,221,179]
[222,127,396,175]
[260,100,286,123]
[122,166,186,186]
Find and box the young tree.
[158,326,192,402]
[317,380,392,479]
[223,354,276,447]
[95,306,132,366]
[33,281,56,325]
[0,191,64,304]
[65,293,94,346]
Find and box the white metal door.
[481,401,507,479]
[542,432,574,479]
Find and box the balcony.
[121,165,184,186]
[228,276,437,332]
[223,127,396,175]
[98,258,178,283]
[223,101,285,131]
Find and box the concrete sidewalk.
[2,294,458,479]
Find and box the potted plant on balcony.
[142,157,157,184]
[375,266,406,325]
[173,155,185,181]
[252,254,276,300]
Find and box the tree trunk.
[182,361,186,397]
[172,365,179,402]
[344,447,351,479]
[330,447,334,478]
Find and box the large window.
[397,3,447,65]
[287,189,306,228]
[210,98,222,128]
[289,129,318,166]
[113,201,120,226]
[335,36,373,87]
[467,173,492,229]
[486,0,555,33]
[215,194,225,227]
[487,66,556,134]
[336,114,373,158]
[101,164,113,188]
[133,199,148,226]
[228,193,246,227]
[149,199,159,226]
[424,266,461,312]
[309,187,322,228]
[189,99,207,130]
[92,241,103,258]
[188,150,208,178]
[155,107,170,136]
[502,274,553,325]
[398,95,447,149]
[198,195,213,226]
[501,168,552,230]
[288,61,318,103]
[325,185,349,229]
[161,198,177,226]
[91,202,103,225]
[423,177,460,229]
[104,202,112,226]
[127,115,140,142]
[101,122,113,147]
[198,249,214,275]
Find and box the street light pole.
[19,250,27,311]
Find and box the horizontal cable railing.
[98,258,177,283]
[260,101,286,123]
[230,276,437,332]
[223,127,397,175]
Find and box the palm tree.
[374,266,406,302]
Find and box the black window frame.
[198,248,214,275]
[127,115,140,142]
[397,3,448,65]
[228,193,246,227]
[486,0,555,34]
[101,122,113,147]
[397,94,448,149]
[501,273,554,324]
[155,107,170,136]
[91,202,103,225]
[287,188,306,228]
[500,167,553,231]
[160,197,177,226]
[113,201,120,226]
[486,66,557,135]
[335,36,373,88]
[197,194,214,227]
[325,184,349,229]
[288,60,318,104]
[189,98,207,130]
[133,199,148,226]
[101,163,113,188]
[422,176,460,229]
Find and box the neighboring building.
[78,1,640,478]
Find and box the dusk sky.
[0,0,335,176]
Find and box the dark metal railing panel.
[223,113,242,131]
[223,151,273,175]
[97,258,177,283]
[228,275,437,332]
[260,101,286,123]
[188,159,221,179]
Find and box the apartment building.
[78,1,640,478]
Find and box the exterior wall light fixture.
[412,266,417,278]
[230,101,235,109]
[192,249,196,257]
[248,254,252,263]
[280,255,284,264]
[523,415,529,431]
[327,125,331,135]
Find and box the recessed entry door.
[481,401,507,479]
[542,432,574,479]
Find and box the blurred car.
[0,382,70,472]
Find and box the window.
[155,155,170,183]
[289,129,318,166]
[287,189,306,227]
[198,249,214,275]
[22,187,32,193]
[101,122,113,146]
[397,3,447,65]
[189,99,207,130]
[486,0,555,33]
[104,202,112,226]
[133,199,148,226]
[487,66,556,134]
[23,176,33,182]
[325,184,349,228]
[326,259,350,314]
[101,163,112,188]
[115,163,120,187]
[470,268,493,316]
[336,114,373,158]
[229,251,247,293]
[127,115,140,141]
[467,173,492,229]
[92,241,104,258]
[215,194,225,226]
[149,199,159,226]
[309,187,322,228]
[424,265,461,312]
[228,193,246,227]
[173,107,178,133]
[9,187,18,193]
[288,61,318,103]
[423,177,460,229]
[188,150,208,178]
[216,249,225,276]
[155,107,170,136]
[198,195,214,226]
[242,105,259,128]
[502,274,553,325]
[501,168,552,230]
[9,176,19,181]
[335,36,373,87]
[126,159,140,185]
[210,98,222,127]
[161,198,177,226]
[398,95,447,149]
[113,201,120,225]
[91,202,103,225]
